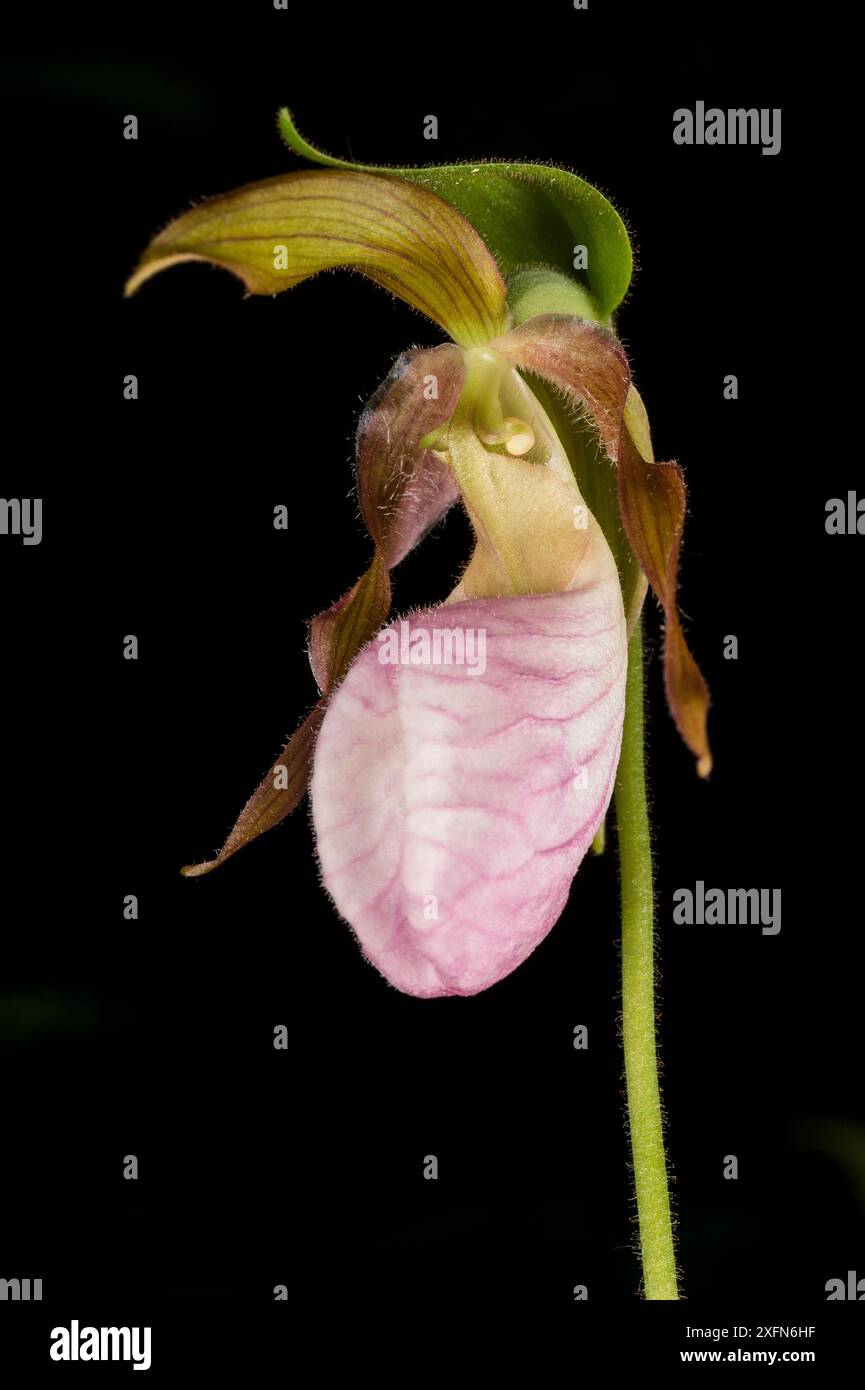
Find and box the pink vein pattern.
[311,575,627,997]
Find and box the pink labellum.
[311,572,627,997]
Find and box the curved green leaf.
[278,108,633,323]
[126,168,508,347]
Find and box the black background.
[1,0,861,1332]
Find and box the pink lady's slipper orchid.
[126,111,710,1000]
[127,109,713,1300]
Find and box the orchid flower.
[126,111,712,1298]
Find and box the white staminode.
[502,418,535,455]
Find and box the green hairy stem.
[615,626,679,1299]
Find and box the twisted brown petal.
[617,388,712,777]
[182,346,465,877]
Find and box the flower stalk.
[616,624,679,1299]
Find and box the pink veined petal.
[310,572,627,998]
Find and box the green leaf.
[126,168,508,348]
[278,108,633,324]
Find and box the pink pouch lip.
[311,575,627,998]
